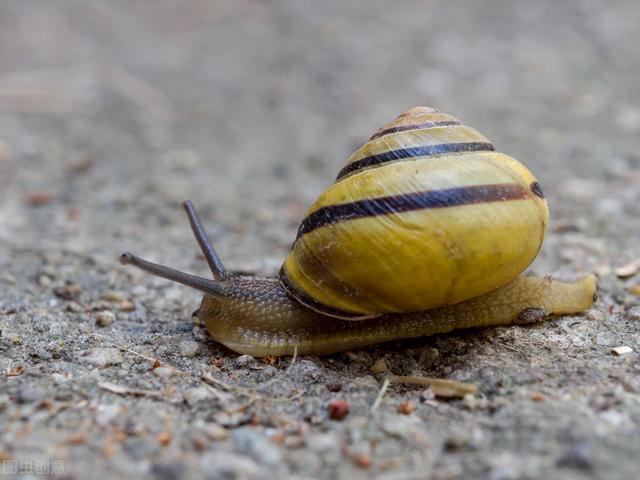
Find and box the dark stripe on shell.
[296,183,529,239]
[530,181,545,198]
[279,267,374,320]
[369,120,461,140]
[336,142,495,180]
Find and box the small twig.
[291,345,298,366]
[92,333,171,369]
[370,377,391,414]
[391,375,477,397]
[98,381,164,398]
[201,371,304,403]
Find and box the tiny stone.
[420,347,440,367]
[198,452,260,479]
[586,310,604,321]
[626,307,640,321]
[201,423,229,441]
[307,432,340,453]
[611,346,633,356]
[287,359,321,382]
[233,427,282,466]
[183,387,214,406]
[234,354,256,367]
[179,340,200,358]
[17,385,48,403]
[370,358,389,374]
[95,403,122,426]
[556,442,593,470]
[397,401,414,415]
[101,291,126,302]
[120,300,135,311]
[153,366,176,378]
[328,399,350,420]
[380,414,416,439]
[54,283,82,300]
[150,461,183,480]
[255,364,277,382]
[95,310,116,327]
[84,347,123,367]
[443,431,474,451]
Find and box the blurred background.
[1,0,638,275]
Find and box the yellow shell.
[280,107,549,319]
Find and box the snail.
[120,107,596,357]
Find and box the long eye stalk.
[119,252,227,298]
[119,200,229,298]
[182,201,227,280]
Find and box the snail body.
[120,107,596,357]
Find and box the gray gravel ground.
[1,1,640,479]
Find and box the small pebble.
[626,307,640,321]
[352,452,372,469]
[120,300,135,311]
[201,422,229,441]
[198,452,260,479]
[101,291,126,302]
[287,359,321,382]
[611,346,633,356]
[327,399,350,420]
[26,191,55,206]
[149,461,183,480]
[178,340,200,358]
[397,401,414,415]
[420,347,440,367]
[255,364,277,382]
[95,403,122,426]
[306,432,340,453]
[233,427,282,466]
[183,387,214,406]
[153,366,177,378]
[17,385,48,403]
[370,358,389,374]
[234,354,256,367]
[95,310,116,327]
[54,283,82,300]
[586,310,604,321]
[556,442,593,470]
[84,347,123,368]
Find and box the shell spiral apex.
[280,107,549,319]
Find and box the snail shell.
[280,107,548,319]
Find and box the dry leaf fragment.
[98,381,163,397]
[611,346,633,356]
[614,258,640,278]
[5,365,25,377]
[391,375,477,398]
[67,433,87,445]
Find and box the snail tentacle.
[119,252,228,299]
[182,200,228,280]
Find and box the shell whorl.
[280,107,549,319]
